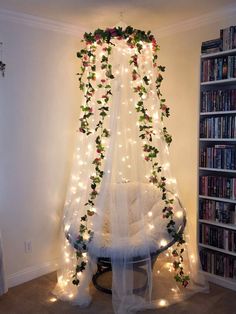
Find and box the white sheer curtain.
[0,229,7,295]
[53,35,208,313]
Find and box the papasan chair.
[85,181,186,294]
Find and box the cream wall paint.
[157,14,236,253]
[0,20,81,284]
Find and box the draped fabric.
[0,230,7,295]
[53,33,208,313]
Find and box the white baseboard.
[7,258,59,288]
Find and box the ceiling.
[0,0,235,31]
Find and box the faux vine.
[70,26,190,288]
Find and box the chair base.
[92,255,157,295]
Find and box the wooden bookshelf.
[198,42,236,290]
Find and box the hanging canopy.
[53,26,207,314]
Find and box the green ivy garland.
[70,26,190,288]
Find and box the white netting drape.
[53,31,208,313]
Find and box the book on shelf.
[199,224,236,252]
[201,25,236,54]
[201,38,222,54]
[201,89,236,112]
[200,115,236,138]
[199,175,236,200]
[201,56,236,82]
[220,26,236,51]
[199,144,236,170]
[200,248,236,278]
[199,199,236,224]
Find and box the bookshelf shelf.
[200,110,236,116]
[198,31,236,288]
[201,78,236,86]
[199,138,236,142]
[199,167,236,173]
[199,270,236,291]
[199,219,236,230]
[199,244,236,257]
[201,48,236,59]
[199,195,236,204]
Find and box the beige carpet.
[0,272,235,314]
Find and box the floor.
[0,272,236,314]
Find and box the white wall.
[157,14,236,252]
[0,20,81,285]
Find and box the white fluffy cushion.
[88,182,184,258]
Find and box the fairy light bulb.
[49,297,57,303]
[82,252,87,258]
[190,254,195,263]
[159,299,167,307]
[163,162,170,170]
[160,239,167,247]
[148,211,153,217]
[64,224,70,232]
[153,112,159,121]
[149,224,154,230]
[176,210,183,218]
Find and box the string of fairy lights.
[52,27,196,304]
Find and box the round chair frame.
[92,199,187,295]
